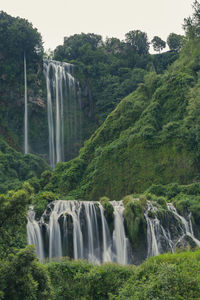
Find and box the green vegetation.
[123,195,146,250]
[0,11,48,155]
[0,137,49,194]
[2,2,200,299]
[151,36,166,53]
[0,182,33,258]
[42,3,200,201]
[0,246,51,300]
[115,250,200,300]
[1,249,200,299]
[54,30,177,137]
[47,259,134,300]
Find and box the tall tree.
[151,36,166,53]
[125,30,149,55]
[167,33,183,52]
[184,0,200,38]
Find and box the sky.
[0,0,195,52]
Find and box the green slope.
[44,34,200,200]
[0,137,49,193]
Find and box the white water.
[27,200,130,264]
[167,203,200,248]
[27,206,44,260]
[112,201,128,264]
[24,53,28,154]
[145,201,200,258]
[144,202,160,257]
[27,199,200,264]
[43,60,81,168]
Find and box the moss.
[32,191,58,220]
[99,196,114,232]
[123,198,146,249]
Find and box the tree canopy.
[125,30,150,55]
[167,33,183,52]
[151,36,166,53]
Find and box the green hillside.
[44,17,200,200]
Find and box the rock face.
[27,200,200,265]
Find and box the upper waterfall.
[43,60,82,168]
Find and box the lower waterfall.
[27,200,200,264]
[27,200,129,264]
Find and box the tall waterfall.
[43,60,82,168]
[27,200,129,264]
[24,53,28,154]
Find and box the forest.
[1,1,200,299]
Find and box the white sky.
[0,0,194,52]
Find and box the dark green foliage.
[151,36,166,53]
[0,137,49,194]
[47,258,134,300]
[0,246,51,300]
[0,12,48,156]
[167,33,184,52]
[100,196,114,231]
[123,196,146,249]
[54,32,150,129]
[0,183,33,258]
[32,191,58,220]
[46,259,92,300]
[125,30,150,55]
[116,251,200,300]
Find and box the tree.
[125,30,150,55]
[167,33,183,52]
[0,182,33,258]
[104,37,124,54]
[0,11,43,60]
[151,36,166,53]
[0,246,51,299]
[183,0,200,38]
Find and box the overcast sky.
[1,0,194,52]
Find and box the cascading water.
[24,52,28,154]
[167,203,200,248]
[112,201,129,264]
[27,199,200,265]
[27,200,130,264]
[43,60,82,168]
[27,206,44,261]
[145,201,200,258]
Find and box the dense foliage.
[0,137,49,194]
[42,4,200,200]
[1,249,200,299]
[54,31,178,131]
[0,11,48,155]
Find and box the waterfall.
[43,60,82,168]
[27,206,44,261]
[24,53,28,154]
[167,203,200,248]
[145,201,200,258]
[112,201,129,264]
[27,200,130,264]
[27,199,200,264]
